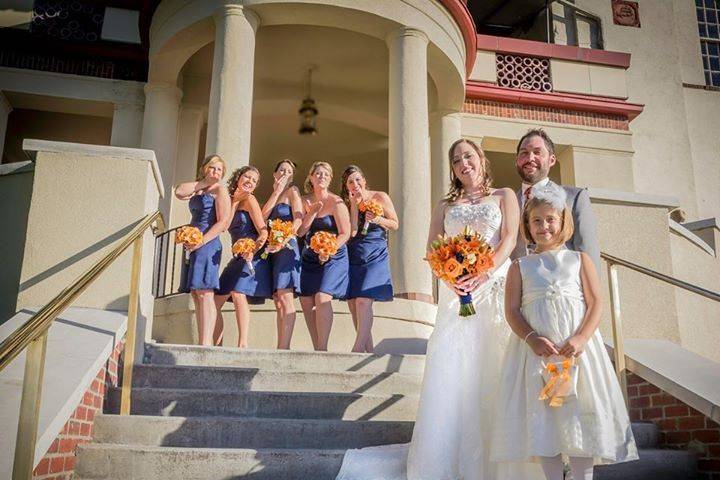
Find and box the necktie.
[524,188,532,202]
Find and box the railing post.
[120,237,143,415]
[12,332,48,480]
[608,263,628,405]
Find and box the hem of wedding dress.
[491,449,640,466]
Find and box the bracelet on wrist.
[523,331,537,343]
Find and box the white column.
[0,91,12,161]
[171,105,205,227]
[386,27,432,300]
[205,4,259,173]
[430,111,462,208]
[140,82,182,216]
[111,102,144,148]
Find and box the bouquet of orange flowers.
[261,219,295,259]
[310,231,339,264]
[232,238,257,276]
[175,225,203,248]
[425,226,494,317]
[358,199,384,235]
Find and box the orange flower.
[232,238,256,256]
[443,258,463,279]
[310,231,338,262]
[358,199,384,217]
[175,226,203,247]
[267,219,295,248]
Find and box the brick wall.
[627,372,720,480]
[31,339,125,480]
[462,98,630,131]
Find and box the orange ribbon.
[539,358,573,408]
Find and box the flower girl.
[491,183,637,480]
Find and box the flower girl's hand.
[527,335,559,357]
[558,335,587,357]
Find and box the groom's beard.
[516,164,549,184]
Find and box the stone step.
[629,422,658,449]
[75,444,344,480]
[75,444,696,480]
[107,387,419,421]
[93,414,413,450]
[145,343,426,374]
[132,364,422,395]
[594,448,699,480]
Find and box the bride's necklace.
[461,189,487,205]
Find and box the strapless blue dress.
[347,211,394,301]
[300,215,349,299]
[217,209,272,303]
[268,203,301,294]
[181,193,222,292]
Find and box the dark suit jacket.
[511,181,601,271]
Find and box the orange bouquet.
[261,219,295,259]
[310,231,339,264]
[358,199,384,235]
[175,225,203,248]
[232,238,257,276]
[425,226,494,316]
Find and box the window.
[697,0,720,86]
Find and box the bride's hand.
[455,272,489,294]
[443,279,467,296]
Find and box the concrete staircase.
[75,344,699,479]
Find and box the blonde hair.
[304,161,333,193]
[445,138,493,202]
[197,154,226,180]
[521,197,574,248]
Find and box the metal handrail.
[601,252,720,302]
[0,210,163,480]
[601,251,719,406]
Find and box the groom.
[511,128,601,271]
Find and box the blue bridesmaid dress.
[181,193,222,292]
[347,211,394,301]
[268,203,301,294]
[217,209,272,303]
[300,215,349,299]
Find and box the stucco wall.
[15,148,159,315]
[682,87,720,221]
[591,200,681,344]
[669,229,720,362]
[572,0,710,220]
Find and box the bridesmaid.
[214,166,272,348]
[174,154,231,346]
[342,166,398,353]
[298,162,351,351]
[261,159,303,349]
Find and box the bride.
[336,139,543,479]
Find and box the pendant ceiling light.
[299,66,318,135]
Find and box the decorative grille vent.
[496,54,552,92]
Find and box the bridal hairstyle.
[227,165,260,194]
[521,196,574,248]
[304,161,334,194]
[197,154,226,180]
[445,138,493,202]
[340,165,365,206]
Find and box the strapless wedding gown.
[336,202,543,479]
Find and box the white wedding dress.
[336,202,544,480]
